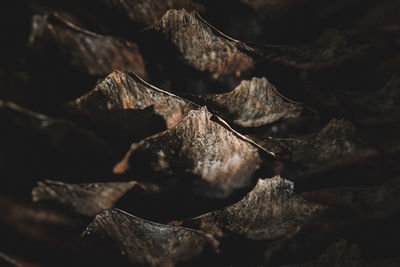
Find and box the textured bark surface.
[184,176,324,240]
[32,180,142,217]
[154,9,254,75]
[83,208,218,266]
[68,70,198,130]
[29,14,146,77]
[185,77,303,127]
[114,107,265,198]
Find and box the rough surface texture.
[29,14,146,77]
[2,1,400,266]
[69,70,198,129]
[105,0,204,26]
[114,107,263,198]
[185,176,324,240]
[186,77,303,127]
[251,119,372,174]
[83,208,218,266]
[32,180,141,217]
[155,9,254,75]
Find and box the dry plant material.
[104,0,205,27]
[68,70,198,132]
[345,74,400,124]
[0,194,79,244]
[280,239,362,267]
[0,100,112,178]
[154,9,255,75]
[114,107,266,198]
[2,1,400,266]
[301,183,400,221]
[83,208,218,266]
[0,251,41,267]
[0,70,31,108]
[306,74,400,126]
[0,194,132,267]
[32,180,143,217]
[258,29,368,70]
[185,77,303,127]
[183,176,324,240]
[29,13,146,77]
[241,0,308,14]
[250,119,373,175]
